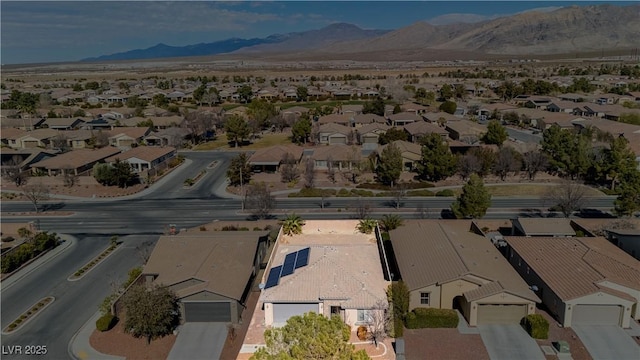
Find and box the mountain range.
[82,4,640,62]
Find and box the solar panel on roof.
[264,265,283,289]
[281,252,297,277]
[294,247,310,269]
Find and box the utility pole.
[240,166,244,211]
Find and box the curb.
[68,243,121,282]
[68,311,125,360]
[1,235,75,290]
[1,296,55,335]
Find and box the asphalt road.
[0,235,154,360]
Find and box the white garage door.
[572,305,622,326]
[273,303,318,325]
[477,304,527,324]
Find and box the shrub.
[238,227,250,231]
[350,189,374,197]
[253,227,262,231]
[357,182,434,190]
[357,325,368,341]
[8,323,17,329]
[337,188,351,197]
[221,225,239,231]
[575,230,585,237]
[405,308,458,329]
[288,188,336,197]
[184,178,195,186]
[521,314,549,339]
[2,236,15,242]
[406,189,434,197]
[436,189,455,197]
[96,313,118,332]
[199,226,207,231]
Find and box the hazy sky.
[0,1,630,64]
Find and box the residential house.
[108,127,152,149]
[0,148,56,172]
[351,113,387,127]
[403,121,448,143]
[445,120,487,144]
[43,117,86,130]
[318,123,352,145]
[602,228,640,261]
[61,129,95,149]
[144,127,192,147]
[105,146,176,173]
[390,221,540,326]
[422,111,459,124]
[141,231,268,323]
[511,218,576,237]
[504,236,640,327]
[401,101,429,115]
[355,123,389,148]
[524,97,553,110]
[316,114,352,127]
[9,128,59,149]
[259,220,390,327]
[376,140,422,171]
[0,116,46,131]
[82,118,116,130]
[0,128,26,148]
[546,100,582,114]
[30,146,121,176]
[387,112,423,127]
[311,144,361,170]
[248,145,304,173]
[339,104,363,116]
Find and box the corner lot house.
[142,231,269,324]
[29,146,121,176]
[105,146,176,173]
[505,236,640,327]
[390,221,540,326]
[258,220,390,327]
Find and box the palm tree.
[281,213,305,236]
[380,214,404,232]
[357,218,378,234]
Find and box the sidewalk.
[68,311,125,360]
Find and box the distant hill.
[82,23,390,62]
[83,4,640,63]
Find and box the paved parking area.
[478,324,545,360]
[573,325,640,360]
[167,323,227,360]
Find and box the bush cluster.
[357,182,434,190]
[96,313,118,332]
[1,232,59,273]
[405,308,459,329]
[435,189,455,197]
[406,189,435,197]
[521,314,549,339]
[288,188,337,197]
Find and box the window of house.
[357,309,368,322]
[420,292,430,305]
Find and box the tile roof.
[143,232,266,301]
[30,146,121,169]
[505,236,640,301]
[390,220,538,302]
[311,144,360,162]
[387,112,423,122]
[514,218,576,236]
[352,114,387,125]
[108,127,151,139]
[249,145,303,165]
[403,121,448,136]
[318,122,352,135]
[105,146,176,163]
[378,141,422,160]
[317,114,351,125]
[357,122,390,134]
[0,127,27,140]
[260,220,388,309]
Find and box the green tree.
[618,113,640,125]
[225,114,250,147]
[416,133,458,181]
[378,127,408,145]
[227,153,252,186]
[237,84,253,103]
[152,94,168,108]
[291,117,312,144]
[439,100,457,115]
[451,174,492,219]
[482,120,508,146]
[386,281,410,337]
[109,159,138,188]
[375,143,403,186]
[281,213,305,236]
[85,81,100,90]
[296,86,308,101]
[192,84,207,105]
[362,97,385,116]
[603,136,638,191]
[439,84,454,100]
[247,99,278,130]
[614,173,640,217]
[122,284,179,344]
[251,312,369,360]
[393,104,402,114]
[380,214,403,232]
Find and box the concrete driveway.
[478,324,545,360]
[573,325,640,360]
[167,323,227,360]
